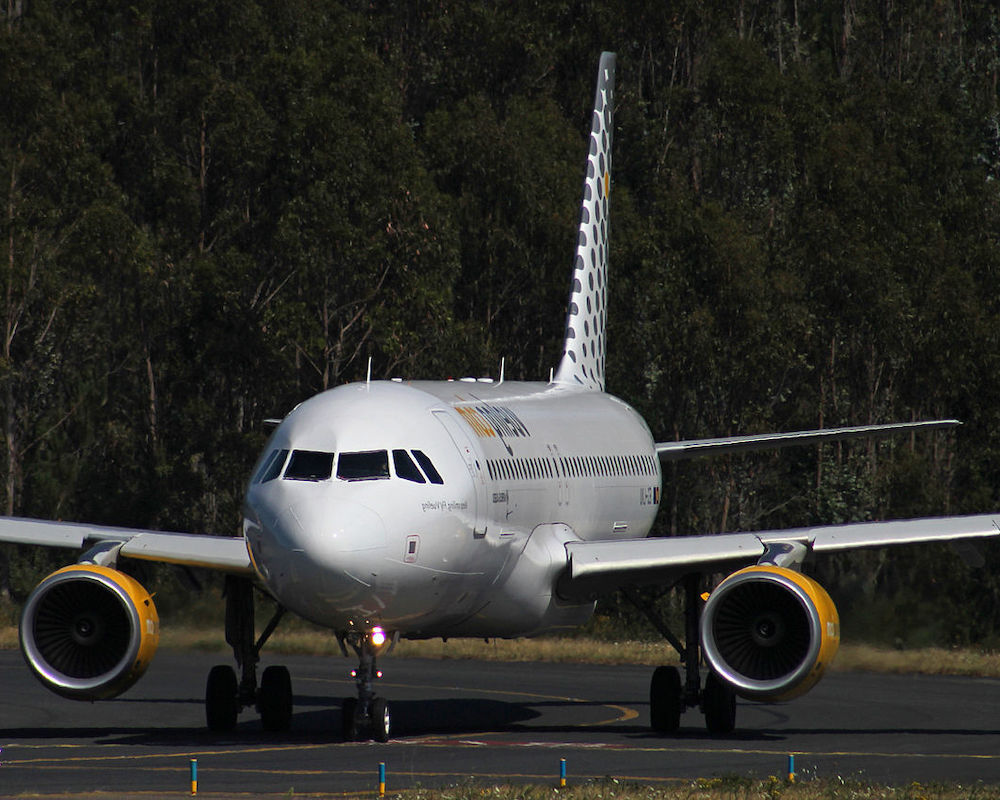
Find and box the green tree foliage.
[3,0,1000,643]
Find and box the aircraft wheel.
[703,670,736,736]
[206,664,239,732]
[259,665,293,732]
[372,697,391,743]
[341,697,358,741]
[649,665,682,733]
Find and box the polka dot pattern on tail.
[554,52,615,392]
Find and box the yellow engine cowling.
[19,565,159,701]
[700,565,839,701]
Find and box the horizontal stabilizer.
[655,419,960,461]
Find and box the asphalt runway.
[3,648,1000,795]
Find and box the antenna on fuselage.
[499,358,505,385]
[366,357,372,388]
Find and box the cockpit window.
[412,450,444,485]
[255,448,289,484]
[283,450,335,481]
[337,450,390,481]
[393,450,425,483]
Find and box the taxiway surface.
[2,649,1000,795]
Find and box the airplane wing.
[0,516,254,575]
[655,419,960,460]
[558,512,1000,599]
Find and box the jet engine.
[19,565,159,700]
[700,565,839,701]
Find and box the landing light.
[371,627,386,647]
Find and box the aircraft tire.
[259,665,293,732]
[703,671,736,736]
[206,665,239,732]
[372,697,390,743]
[649,665,682,733]
[341,697,358,741]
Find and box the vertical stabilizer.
[553,51,615,391]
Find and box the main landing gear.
[339,625,392,742]
[629,574,737,736]
[205,576,293,732]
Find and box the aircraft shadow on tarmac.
[4,696,995,745]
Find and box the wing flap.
[0,516,254,575]
[559,533,766,599]
[0,517,131,548]
[119,532,253,573]
[778,513,1000,552]
[566,533,765,581]
[559,513,1000,599]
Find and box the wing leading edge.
[0,517,254,575]
[559,512,1000,599]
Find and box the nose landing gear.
[339,626,392,742]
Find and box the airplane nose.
[247,494,391,620]
[278,499,387,554]
[279,501,386,553]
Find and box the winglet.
[553,51,615,391]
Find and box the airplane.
[1,51,998,742]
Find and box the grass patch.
[11,777,1000,799]
[3,621,1000,677]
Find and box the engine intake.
[700,565,839,701]
[20,565,159,701]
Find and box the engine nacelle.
[700,565,839,701]
[19,565,159,701]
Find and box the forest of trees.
[4,0,1000,645]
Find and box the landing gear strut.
[629,573,737,736]
[339,626,392,742]
[205,576,292,732]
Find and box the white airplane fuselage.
[242,379,662,638]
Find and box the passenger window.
[393,450,426,483]
[284,450,334,481]
[337,450,390,481]
[255,449,289,484]
[412,450,444,485]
